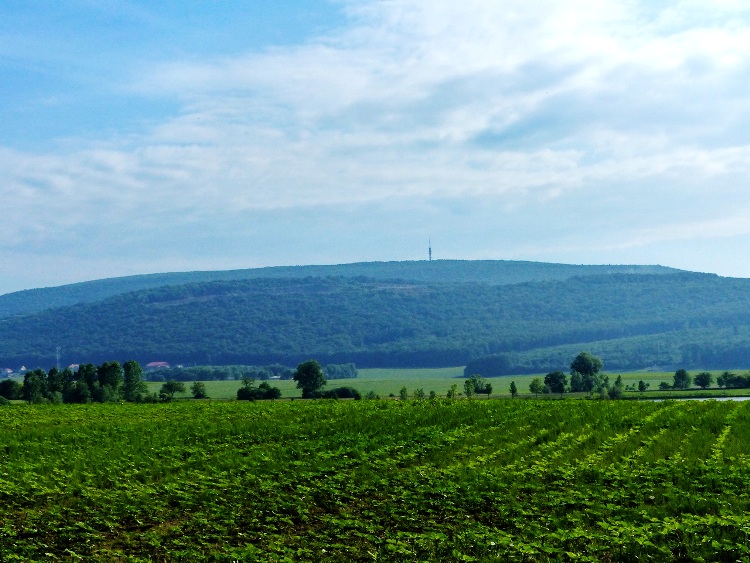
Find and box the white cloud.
[3,0,750,290]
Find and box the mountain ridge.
[1,268,746,373]
[0,259,682,319]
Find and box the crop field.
[2,399,750,561]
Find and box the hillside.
[2,269,750,372]
[0,260,679,319]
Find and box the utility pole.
[429,239,432,262]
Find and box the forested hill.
[3,271,750,373]
[0,260,679,319]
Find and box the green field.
[2,399,750,561]
[145,367,740,400]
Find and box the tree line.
[0,359,359,404]
[501,351,750,400]
[0,360,148,404]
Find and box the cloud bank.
[2,0,750,292]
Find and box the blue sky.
[3,1,750,294]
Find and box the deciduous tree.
[191,381,209,399]
[673,369,692,390]
[293,360,327,398]
[694,372,712,389]
[123,360,147,402]
[160,380,185,401]
[0,379,21,400]
[463,378,476,398]
[544,371,567,397]
[570,352,603,394]
[529,377,544,397]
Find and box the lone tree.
[509,381,518,398]
[609,374,625,399]
[293,360,327,398]
[544,371,567,397]
[529,377,544,397]
[191,381,209,399]
[160,380,185,401]
[694,372,713,389]
[463,378,476,398]
[570,352,604,394]
[123,360,147,402]
[673,369,692,390]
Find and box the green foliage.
[0,379,21,400]
[569,352,604,394]
[5,270,750,373]
[3,400,749,561]
[638,379,650,393]
[293,360,326,399]
[22,369,46,403]
[717,371,750,388]
[236,379,281,401]
[694,371,713,389]
[190,381,209,399]
[544,370,567,396]
[465,373,491,398]
[320,386,361,400]
[509,380,518,397]
[0,260,679,319]
[609,374,625,399]
[529,377,544,396]
[123,359,146,402]
[399,386,408,400]
[17,361,147,404]
[159,380,186,401]
[673,368,693,389]
[324,363,358,380]
[463,378,475,398]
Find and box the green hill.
[0,260,679,319]
[2,268,749,373]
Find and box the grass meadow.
[146,367,745,400]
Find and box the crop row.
[0,399,749,561]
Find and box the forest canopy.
[1,269,749,373]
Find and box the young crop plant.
[1,399,750,561]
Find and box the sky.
[3,0,750,295]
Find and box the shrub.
[0,379,21,400]
[237,381,281,401]
[321,387,361,400]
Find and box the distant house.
[2,368,12,377]
[68,364,80,372]
[145,362,170,371]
